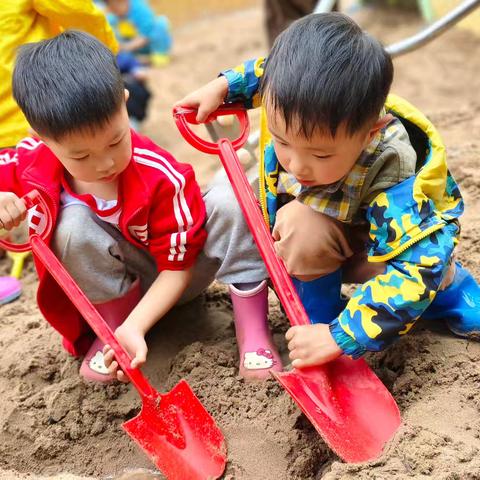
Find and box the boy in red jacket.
[0,30,282,382]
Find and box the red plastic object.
[0,191,226,480]
[0,191,52,252]
[174,104,250,154]
[174,105,401,463]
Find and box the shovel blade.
[123,380,227,480]
[272,357,400,463]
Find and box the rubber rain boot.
[0,276,22,305]
[423,262,480,337]
[230,280,283,380]
[292,269,347,325]
[80,279,142,382]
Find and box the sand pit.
[1,4,480,479]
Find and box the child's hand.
[286,324,343,368]
[0,192,27,231]
[103,322,148,383]
[175,76,229,123]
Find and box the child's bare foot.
[286,324,342,368]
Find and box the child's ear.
[363,113,394,147]
[124,88,130,102]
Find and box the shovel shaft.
[0,191,156,398]
[29,234,158,399]
[217,139,310,327]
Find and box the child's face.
[266,106,387,187]
[41,101,132,185]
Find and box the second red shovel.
[174,105,401,463]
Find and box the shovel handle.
[0,190,52,252]
[173,104,250,155]
[174,107,311,327]
[29,233,158,398]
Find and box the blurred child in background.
[104,0,172,67]
[264,0,319,45]
[116,51,152,130]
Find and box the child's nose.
[97,157,115,172]
[289,156,309,177]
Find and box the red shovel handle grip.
[0,190,52,252]
[173,104,250,154]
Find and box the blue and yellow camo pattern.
[222,58,464,357]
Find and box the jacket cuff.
[220,69,245,102]
[329,318,366,359]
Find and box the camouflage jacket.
[222,58,463,357]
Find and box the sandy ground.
[1,4,480,480]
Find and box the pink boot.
[79,279,142,383]
[230,280,283,380]
[0,276,22,305]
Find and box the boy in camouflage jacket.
[177,13,480,367]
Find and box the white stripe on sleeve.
[134,152,194,263]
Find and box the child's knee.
[52,205,99,256]
[274,203,353,277]
[204,182,242,230]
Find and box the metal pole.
[386,0,480,57]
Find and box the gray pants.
[51,170,267,304]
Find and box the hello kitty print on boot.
[80,280,142,383]
[243,348,277,370]
[230,281,283,380]
[89,351,110,375]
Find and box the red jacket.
[0,131,207,356]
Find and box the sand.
[1,4,480,479]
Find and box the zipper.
[368,223,445,263]
[258,107,270,225]
[119,205,146,247]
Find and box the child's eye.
[109,135,125,148]
[71,154,89,160]
[313,154,332,160]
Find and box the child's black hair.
[259,13,393,138]
[13,30,125,140]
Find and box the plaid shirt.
[277,115,414,223]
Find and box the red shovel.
[0,191,226,480]
[174,105,401,463]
